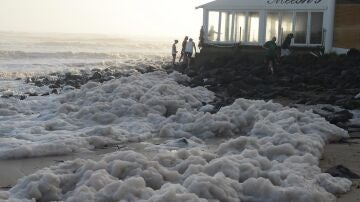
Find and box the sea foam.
[0,70,351,201]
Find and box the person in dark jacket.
[281,33,294,57]
[263,37,277,74]
[198,26,205,50]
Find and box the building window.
[281,12,293,43]
[235,12,246,42]
[220,12,227,41]
[229,14,235,41]
[208,11,219,41]
[266,12,280,42]
[247,12,259,43]
[294,12,308,44]
[310,12,323,44]
[219,12,234,42]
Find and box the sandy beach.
[2,135,359,202]
[320,132,360,202]
[0,148,117,190]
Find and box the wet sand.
[0,148,117,190]
[1,135,359,202]
[320,133,360,202]
[0,137,223,191]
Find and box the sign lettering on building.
[267,0,322,4]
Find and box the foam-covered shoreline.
[0,70,353,201]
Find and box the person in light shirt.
[185,38,197,68]
[281,33,294,57]
[179,36,188,63]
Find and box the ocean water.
[0,32,170,97]
[0,32,169,77]
[0,33,353,201]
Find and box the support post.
[324,0,336,53]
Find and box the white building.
[196,0,360,53]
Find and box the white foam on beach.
[0,71,213,159]
[0,70,352,201]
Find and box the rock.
[349,132,360,138]
[344,100,360,110]
[28,92,38,96]
[91,72,102,80]
[347,48,360,57]
[41,92,50,96]
[49,84,60,89]
[64,73,82,81]
[25,77,32,83]
[62,85,75,92]
[14,95,27,100]
[51,89,59,94]
[321,106,335,112]
[348,128,360,133]
[34,80,43,87]
[355,93,360,99]
[326,110,353,124]
[325,165,360,179]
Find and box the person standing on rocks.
[198,26,205,50]
[208,25,217,41]
[179,36,188,63]
[263,37,277,74]
[172,40,178,66]
[185,38,197,68]
[281,33,294,57]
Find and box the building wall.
[333,4,360,49]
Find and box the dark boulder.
[347,48,360,58]
[325,165,360,179]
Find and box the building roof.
[196,0,360,10]
[195,0,356,10]
[337,0,360,3]
[196,0,254,9]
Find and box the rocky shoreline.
[188,50,359,108]
[4,49,360,131]
[170,48,360,190]
[1,65,160,100]
[170,48,360,129]
[1,49,360,200]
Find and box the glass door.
[266,12,280,43]
[310,12,324,44]
[247,12,260,43]
[294,12,308,44]
[281,12,294,44]
[235,12,246,42]
[208,11,220,42]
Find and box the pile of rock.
[23,65,159,96]
[27,66,158,88]
[187,50,360,110]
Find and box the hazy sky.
[0,0,209,38]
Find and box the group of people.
[263,33,294,74]
[171,31,294,74]
[172,36,197,68]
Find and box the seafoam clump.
[4,147,351,202]
[0,71,215,159]
[3,98,351,201]
[0,71,352,201]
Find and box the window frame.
[205,10,324,46]
[207,9,262,45]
